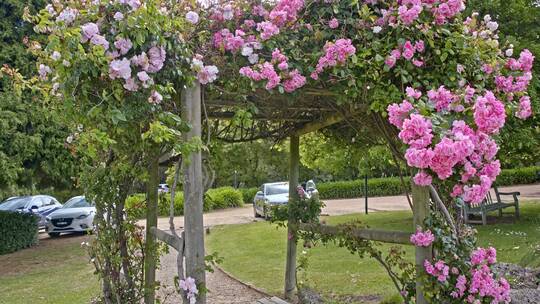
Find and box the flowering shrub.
[404,210,511,304]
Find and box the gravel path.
[157,244,265,304]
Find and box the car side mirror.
[256,191,263,197]
[30,205,39,212]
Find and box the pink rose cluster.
[396,0,464,26]
[410,227,435,247]
[385,40,425,68]
[388,87,507,204]
[108,46,166,93]
[311,39,356,80]
[179,277,198,304]
[239,48,305,92]
[191,55,219,85]
[268,0,304,26]
[424,259,450,282]
[426,247,510,303]
[78,19,168,97]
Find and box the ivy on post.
[182,81,206,304]
[144,155,160,304]
[412,184,432,304]
[284,135,300,300]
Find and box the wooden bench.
[462,187,520,225]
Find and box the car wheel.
[48,232,60,238]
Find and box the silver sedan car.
[253,180,318,219]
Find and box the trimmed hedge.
[317,166,539,200]
[0,211,39,255]
[125,187,243,219]
[317,177,406,200]
[494,166,540,187]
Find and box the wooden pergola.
[148,81,432,304]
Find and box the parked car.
[0,195,62,228]
[45,196,96,237]
[253,181,319,219]
[158,184,170,193]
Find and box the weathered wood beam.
[205,101,335,112]
[182,81,206,304]
[284,135,299,300]
[291,112,347,136]
[207,111,312,122]
[150,227,183,252]
[144,157,159,304]
[297,223,412,244]
[412,184,432,304]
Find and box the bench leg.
[498,209,503,218]
[515,204,520,220]
[481,212,487,225]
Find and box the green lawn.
[0,234,99,304]
[206,202,540,302]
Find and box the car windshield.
[266,185,289,195]
[63,197,91,208]
[0,197,31,210]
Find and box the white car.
[253,180,318,219]
[45,196,96,237]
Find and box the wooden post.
[284,135,300,300]
[182,81,206,304]
[144,156,159,304]
[412,184,432,304]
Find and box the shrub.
[239,187,258,204]
[125,187,243,219]
[0,211,39,255]
[125,192,184,219]
[205,187,244,210]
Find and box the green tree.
[0,0,78,200]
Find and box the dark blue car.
[0,195,62,228]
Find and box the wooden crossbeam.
[297,223,411,245]
[206,111,312,122]
[150,227,184,252]
[292,112,346,136]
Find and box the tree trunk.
[144,157,160,304]
[412,184,432,304]
[284,135,300,300]
[182,81,206,304]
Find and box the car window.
[41,197,56,206]
[31,197,44,208]
[63,197,92,208]
[265,185,289,195]
[0,197,31,210]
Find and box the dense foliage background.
[0,1,79,200]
